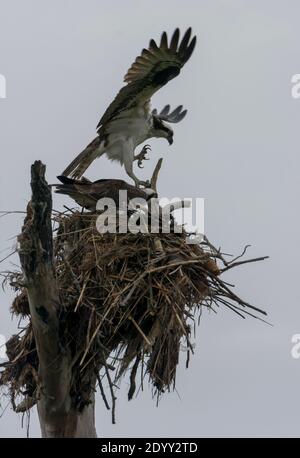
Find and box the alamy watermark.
[0,334,7,360]
[0,74,6,99]
[291,74,300,99]
[291,334,300,359]
[94,192,205,243]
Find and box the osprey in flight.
[62,28,197,187]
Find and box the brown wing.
[55,177,152,210]
[97,28,196,134]
[123,28,196,84]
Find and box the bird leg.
[134,177,151,188]
[131,174,151,189]
[134,144,151,169]
[124,154,150,188]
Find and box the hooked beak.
[167,133,173,145]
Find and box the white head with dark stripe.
[152,115,174,145]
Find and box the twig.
[220,256,269,273]
[150,158,163,192]
[128,316,152,347]
[128,354,141,400]
[96,372,110,410]
[104,359,117,424]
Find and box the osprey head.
[152,116,174,145]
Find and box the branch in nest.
[104,359,117,424]
[150,158,163,193]
[128,354,141,401]
[14,396,37,413]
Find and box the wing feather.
[160,31,168,50]
[178,28,192,56]
[152,105,188,123]
[160,105,171,116]
[170,28,180,51]
[182,36,197,64]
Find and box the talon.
[135,144,151,168]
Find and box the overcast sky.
[0,0,300,438]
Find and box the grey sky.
[0,0,299,437]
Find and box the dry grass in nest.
[0,210,268,421]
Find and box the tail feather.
[56,175,91,185]
[62,137,102,178]
[55,184,76,195]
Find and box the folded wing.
[55,176,154,210]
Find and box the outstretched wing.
[152,105,187,123]
[97,28,196,135]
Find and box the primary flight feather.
[62,28,197,186]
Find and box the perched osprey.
[55,176,156,212]
[62,28,196,186]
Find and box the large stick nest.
[0,210,267,420]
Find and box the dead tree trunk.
[18,161,97,438]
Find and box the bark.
[18,161,97,438]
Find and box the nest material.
[0,211,267,418]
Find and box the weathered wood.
[38,394,97,438]
[18,161,97,438]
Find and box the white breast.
[110,105,150,137]
[104,104,152,164]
